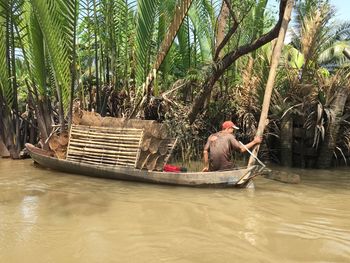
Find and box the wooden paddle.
[239,141,266,168]
[239,142,301,184]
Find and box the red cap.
[222,121,239,130]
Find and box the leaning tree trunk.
[215,1,229,60]
[246,0,294,169]
[316,87,349,168]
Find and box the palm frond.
[318,40,350,66]
[0,17,10,104]
[113,0,132,82]
[177,16,191,70]
[31,0,72,116]
[0,1,11,105]
[188,0,213,62]
[134,0,160,87]
[21,2,47,96]
[333,21,350,41]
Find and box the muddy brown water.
[0,158,349,262]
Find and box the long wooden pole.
[248,0,294,167]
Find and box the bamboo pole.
[70,131,142,141]
[69,138,141,149]
[68,156,135,167]
[239,0,294,184]
[68,153,136,162]
[72,124,143,132]
[68,146,138,156]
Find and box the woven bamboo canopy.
[49,109,177,171]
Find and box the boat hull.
[26,143,260,188]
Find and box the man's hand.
[202,166,209,172]
[253,136,263,144]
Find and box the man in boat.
[202,121,262,172]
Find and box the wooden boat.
[25,143,262,188]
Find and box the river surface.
[0,158,349,262]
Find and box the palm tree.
[288,0,350,167]
[0,0,24,158]
[315,70,350,167]
[291,0,350,75]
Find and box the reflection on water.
[0,158,350,262]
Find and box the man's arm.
[238,136,262,153]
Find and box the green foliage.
[135,0,159,88]
[31,0,72,115]
[0,0,349,165]
[0,15,10,104]
[188,0,213,62]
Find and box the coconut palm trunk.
[316,87,349,168]
[10,18,20,154]
[93,0,100,112]
[280,113,293,166]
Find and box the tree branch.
[214,0,254,61]
[187,0,288,124]
[218,0,287,73]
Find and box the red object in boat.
[163,164,187,173]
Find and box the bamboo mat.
[66,124,144,168]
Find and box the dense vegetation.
[0,0,349,168]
